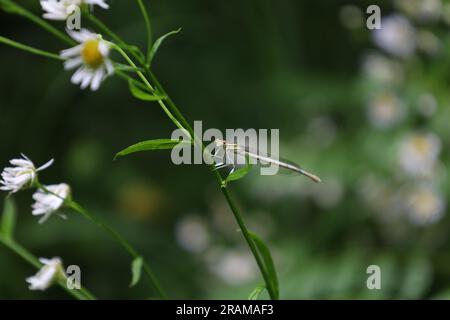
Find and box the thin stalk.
[0,0,75,46]
[113,39,277,299]
[34,182,166,299]
[0,36,62,60]
[112,44,187,134]
[84,9,126,47]
[219,188,276,299]
[115,69,152,91]
[128,64,278,299]
[0,236,95,300]
[66,200,167,299]
[135,0,153,62]
[146,70,277,299]
[83,9,146,66]
[0,0,278,299]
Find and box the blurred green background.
[1,0,449,299]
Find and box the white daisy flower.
[26,257,65,291]
[205,248,257,285]
[32,183,71,224]
[361,53,404,86]
[372,14,416,58]
[60,29,114,91]
[367,92,406,129]
[40,0,109,21]
[398,132,441,177]
[396,0,442,22]
[0,155,54,194]
[175,214,210,254]
[417,93,438,117]
[405,185,445,225]
[417,30,441,56]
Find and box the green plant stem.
[135,0,153,62]
[0,0,278,299]
[114,37,278,300]
[0,0,75,46]
[83,9,147,65]
[0,36,62,60]
[34,182,166,299]
[84,9,126,47]
[142,66,277,299]
[146,71,277,300]
[122,0,278,293]
[112,44,187,135]
[66,200,167,299]
[0,236,95,300]
[219,187,277,299]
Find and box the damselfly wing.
[212,139,321,183]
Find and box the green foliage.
[147,29,181,66]
[249,231,279,299]
[0,197,16,240]
[223,154,252,186]
[128,80,166,101]
[2,0,449,300]
[115,139,191,159]
[248,285,265,300]
[130,256,144,287]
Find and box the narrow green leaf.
[248,285,265,300]
[0,36,62,60]
[147,28,181,65]
[1,197,16,240]
[249,231,279,299]
[224,154,252,185]
[128,80,166,102]
[125,44,146,62]
[130,256,143,287]
[115,139,191,159]
[114,63,145,73]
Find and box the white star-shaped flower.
[40,0,109,21]
[32,183,71,224]
[0,155,53,194]
[26,257,65,291]
[60,29,114,91]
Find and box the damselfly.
[212,139,321,183]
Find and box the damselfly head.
[214,139,226,147]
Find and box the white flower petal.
[37,158,54,171]
[67,28,96,43]
[86,0,109,9]
[64,57,83,70]
[26,257,63,291]
[60,44,82,58]
[1,155,52,194]
[31,184,70,223]
[98,41,110,57]
[105,59,114,76]
[90,68,104,91]
[80,70,94,89]
[71,67,87,84]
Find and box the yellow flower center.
[415,191,437,216]
[412,136,430,154]
[81,39,104,69]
